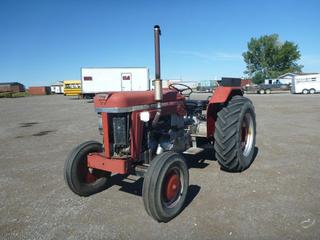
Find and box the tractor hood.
[94,90,184,113]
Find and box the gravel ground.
[0,93,319,240]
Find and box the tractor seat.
[185,99,209,110]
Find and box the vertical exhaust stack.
[154,25,163,103]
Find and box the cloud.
[173,50,242,61]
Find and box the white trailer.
[50,81,64,94]
[291,74,320,94]
[81,67,150,98]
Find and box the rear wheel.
[214,95,256,172]
[309,88,316,94]
[142,151,189,222]
[302,89,309,94]
[64,141,110,196]
[265,89,271,94]
[259,89,265,94]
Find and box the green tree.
[243,34,303,84]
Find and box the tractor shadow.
[97,146,258,221]
[184,146,259,172]
[181,185,201,211]
[101,174,142,196]
[184,148,216,169]
[102,174,201,215]
[103,174,200,199]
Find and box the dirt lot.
[1,94,319,239]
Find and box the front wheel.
[302,89,309,94]
[214,95,256,172]
[142,152,189,222]
[259,89,265,94]
[64,141,110,196]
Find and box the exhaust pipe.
[152,25,162,127]
[154,25,162,102]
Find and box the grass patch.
[0,92,30,98]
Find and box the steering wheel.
[168,83,193,97]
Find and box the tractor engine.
[96,97,210,160]
[142,114,190,156]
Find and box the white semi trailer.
[81,67,150,98]
[291,74,320,94]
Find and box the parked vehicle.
[291,74,320,94]
[63,80,81,96]
[50,81,64,94]
[81,67,150,99]
[243,83,290,94]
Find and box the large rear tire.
[64,141,110,196]
[214,95,256,172]
[142,151,189,222]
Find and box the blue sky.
[0,0,319,87]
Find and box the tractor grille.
[108,113,130,156]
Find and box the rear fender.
[206,87,243,138]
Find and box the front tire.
[64,141,110,196]
[142,152,189,222]
[214,95,256,172]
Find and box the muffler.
[154,25,162,102]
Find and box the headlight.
[140,111,150,122]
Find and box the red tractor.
[64,25,256,222]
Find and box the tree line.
[243,34,303,84]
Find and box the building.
[50,81,64,94]
[0,82,25,93]
[28,86,51,95]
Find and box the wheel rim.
[85,172,97,183]
[162,168,182,208]
[241,112,254,157]
[310,89,315,94]
[78,157,98,184]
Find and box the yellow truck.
[63,80,81,96]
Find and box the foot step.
[183,147,204,155]
[134,164,149,176]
